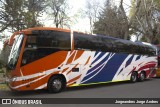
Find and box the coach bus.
[5,27,157,93]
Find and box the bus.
[5,27,157,93]
[156,44,160,77]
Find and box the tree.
[85,0,102,34]
[23,0,46,28]
[0,0,46,33]
[47,0,70,28]
[94,0,130,39]
[129,0,160,44]
[94,0,160,44]
[0,0,24,32]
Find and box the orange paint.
[6,27,85,91]
[21,51,68,76]
[74,50,84,61]
[62,67,69,73]
[85,56,91,65]
[66,63,79,75]
[66,51,76,64]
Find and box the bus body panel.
[7,50,157,91]
[5,27,157,91]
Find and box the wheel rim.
[52,79,62,90]
[140,73,145,80]
[132,74,136,82]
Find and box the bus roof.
[7,27,156,54]
[8,27,71,46]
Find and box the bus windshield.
[8,34,24,69]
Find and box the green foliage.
[129,0,136,18]
[0,61,4,73]
[154,0,160,8]
[140,36,148,42]
[0,0,45,32]
[93,2,129,40]
[22,0,45,28]
[128,0,160,44]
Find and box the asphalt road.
[0,77,160,107]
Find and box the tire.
[138,72,145,82]
[130,72,138,83]
[48,75,66,93]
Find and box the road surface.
[0,77,160,107]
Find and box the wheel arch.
[47,74,67,93]
[132,71,138,76]
[139,70,146,78]
[48,74,67,85]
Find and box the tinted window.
[21,30,71,66]
[26,30,71,50]
[74,32,156,56]
[74,32,114,52]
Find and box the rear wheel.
[138,72,145,82]
[48,75,66,93]
[130,72,138,83]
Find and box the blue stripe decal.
[91,52,106,65]
[136,55,141,60]
[82,53,129,83]
[125,55,134,67]
[94,51,99,57]
[86,53,110,75]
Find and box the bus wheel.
[48,75,65,93]
[138,72,145,82]
[130,72,137,83]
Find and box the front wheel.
[47,76,66,93]
[130,72,138,83]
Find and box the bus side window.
[21,50,36,66]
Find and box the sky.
[40,0,100,33]
[2,0,132,39]
[0,0,133,50]
[40,0,131,33]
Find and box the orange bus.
[5,27,157,93]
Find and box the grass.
[0,83,8,90]
[0,68,8,90]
